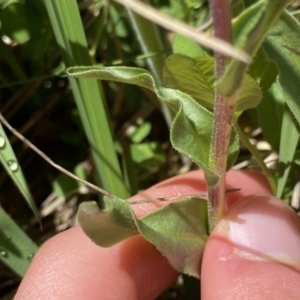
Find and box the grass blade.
[125,2,173,126]
[43,0,129,198]
[0,207,38,277]
[277,104,300,198]
[0,123,39,219]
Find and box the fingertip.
[201,195,300,299]
[15,226,178,300]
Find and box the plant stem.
[207,0,233,229]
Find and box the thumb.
[201,195,300,299]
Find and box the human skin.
[15,170,300,299]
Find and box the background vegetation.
[0,0,300,298]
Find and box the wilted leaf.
[77,198,139,247]
[78,195,208,278]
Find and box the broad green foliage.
[1,0,296,282]
[163,54,262,111]
[78,196,208,278]
[67,65,239,183]
[68,63,239,276]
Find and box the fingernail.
[216,195,300,268]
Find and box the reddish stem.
[208,0,233,226]
[210,1,232,76]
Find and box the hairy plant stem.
[207,0,233,230]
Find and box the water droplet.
[0,135,6,148]
[7,160,18,172]
[0,250,7,257]
[5,234,11,240]
[27,253,34,260]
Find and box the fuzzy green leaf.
[162,54,262,112]
[78,196,208,278]
[263,11,300,126]
[140,197,208,278]
[67,66,239,177]
[77,199,139,247]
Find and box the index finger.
[15,170,271,300]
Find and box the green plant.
[66,0,297,279]
[1,1,300,297]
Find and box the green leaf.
[172,34,208,57]
[140,197,208,278]
[256,82,284,151]
[0,207,38,277]
[78,196,208,278]
[247,49,281,150]
[163,55,215,109]
[131,142,164,169]
[67,65,239,179]
[128,122,151,143]
[217,0,289,98]
[263,11,300,126]
[0,123,39,220]
[67,66,214,180]
[77,199,139,247]
[162,54,262,112]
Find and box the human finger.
[201,195,300,299]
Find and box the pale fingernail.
[217,195,300,267]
